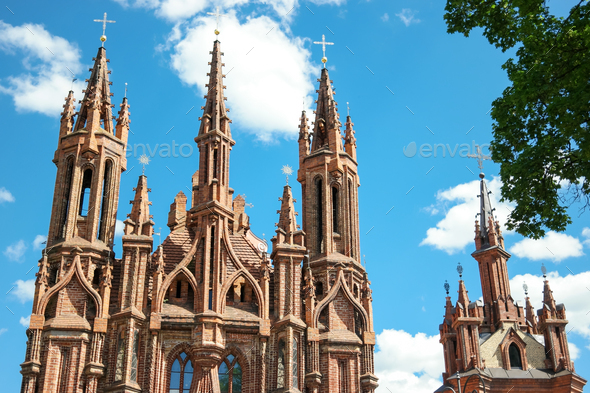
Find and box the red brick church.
[436,173,587,393]
[18,35,379,393]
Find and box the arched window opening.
[130,329,139,382]
[115,330,125,381]
[222,146,226,185]
[354,309,363,338]
[332,187,339,234]
[98,160,112,241]
[319,307,329,330]
[56,157,74,239]
[292,338,298,389]
[509,343,522,369]
[213,148,218,179]
[209,226,216,310]
[92,267,102,288]
[169,352,193,393]
[225,278,258,317]
[315,281,323,298]
[277,339,285,389]
[219,355,241,393]
[57,348,69,393]
[176,281,182,299]
[338,360,348,393]
[315,178,323,254]
[49,267,59,287]
[348,179,355,259]
[204,148,209,184]
[78,169,93,217]
[353,284,359,299]
[85,295,96,320]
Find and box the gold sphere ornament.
[100,35,107,42]
[321,56,327,64]
[214,29,220,35]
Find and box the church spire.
[59,90,76,138]
[344,113,357,160]
[198,40,231,138]
[275,184,299,243]
[311,68,342,153]
[74,47,114,138]
[476,173,496,249]
[124,175,154,237]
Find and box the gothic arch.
[35,251,103,319]
[219,269,264,318]
[312,267,369,331]
[500,328,529,370]
[155,237,200,313]
[218,344,249,393]
[165,342,195,393]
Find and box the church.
[435,171,587,393]
[18,22,379,393]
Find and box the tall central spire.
[311,68,342,153]
[478,173,495,247]
[197,40,231,138]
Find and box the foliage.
[444,0,590,238]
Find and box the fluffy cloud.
[33,235,47,250]
[0,328,7,336]
[115,219,125,237]
[11,279,35,303]
[510,231,584,263]
[510,270,590,341]
[381,13,389,22]
[420,177,514,254]
[166,13,317,141]
[4,240,27,262]
[375,329,443,393]
[582,227,590,246]
[0,21,85,116]
[0,187,15,203]
[19,315,31,328]
[396,9,420,27]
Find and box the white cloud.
[569,341,580,361]
[396,8,420,27]
[11,279,35,303]
[375,329,443,393]
[0,21,85,116]
[510,231,584,263]
[0,187,15,203]
[381,13,389,22]
[0,328,7,336]
[420,177,514,254]
[33,235,47,250]
[115,219,125,237]
[167,13,317,141]
[4,240,27,262]
[19,315,31,328]
[510,271,590,342]
[582,227,590,246]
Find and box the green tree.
[444,0,590,238]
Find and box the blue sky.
[1,0,588,391]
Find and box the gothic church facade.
[19,37,378,393]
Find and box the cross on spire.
[94,12,116,46]
[207,7,226,36]
[467,144,491,174]
[313,34,334,68]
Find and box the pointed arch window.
[277,339,286,388]
[98,160,113,241]
[115,329,125,382]
[56,157,74,239]
[292,338,298,389]
[332,186,339,234]
[338,359,349,393]
[315,177,323,254]
[219,354,242,393]
[79,168,93,217]
[169,352,193,393]
[509,343,522,369]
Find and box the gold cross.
[467,145,491,173]
[94,12,116,46]
[313,34,334,68]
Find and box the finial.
[124,82,128,98]
[139,154,150,175]
[457,262,463,278]
[541,263,547,278]
[444,280,450,295]
[313,34,334,68]
[207,7,226,36]
[94,12,116,47]
[467,144,491,176]
[281,165,293,185]
[523,281,528,296]
[347,102,350,116]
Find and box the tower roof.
[74,46,114,135]
[311,68,342,152]
[198,40,232,138]
[276,185,299,237]
[477,174,496,248]
[124,175,154,236]
[298,110,309,141]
